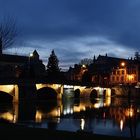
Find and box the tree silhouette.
[47,50,60,79]
[0,16,18,54]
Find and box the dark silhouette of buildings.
[0,50,46,79]
[66,53,140,86]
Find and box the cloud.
[1,0,140,68]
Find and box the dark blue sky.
[1,0,140,69]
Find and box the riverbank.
[0,122,139,140]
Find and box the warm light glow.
[13,114,17,123]
[104,97,111,107]
[121,62,125,67]
[127,75,134,82]
[35,111,42,122]
[120,119,124,131]
[106,88,111,97]
[53,84,61,88]
[94,86,100,90]
[125,107,134,117]
[0,85,15,93]
[29,53,33,57]
[82,64,86,68]
[73,105,86,112]
[63,108,73,115]
[80,119,85,130]
[0,112,14,122]
[36,84,44,90]
[94,103,100,108]
[64,85,74,89]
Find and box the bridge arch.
[0,91,13,102]
[36,87,57,100]
[74,89,80,98]
[90,89,98,99]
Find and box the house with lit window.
[66,53,140,86]
[88,53,140,86]
[110,59,139,85]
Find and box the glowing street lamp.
[28,53,33,77]
[82,64,86,68]
[29,53,33,57]
[121,62,125,67]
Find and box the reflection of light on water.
[63,108,73,115]
[104,97,111,107]
[120,119,124,131]
[35,111,42,122]
[125,107,134,118]
[70,109,73,114]
[103,112,106,118]
[80,119,85,130]
[51,109,61,117]
[13,114,17,123]
[73,105,86,112]
[93,99,104,109]
[94,103,100,108]
[106,88,111,97]
[0,112,14,122]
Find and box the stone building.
[0,50,46,79]
[66,53,140,86]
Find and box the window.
[121,76,124,82]
[117,70,120,75]
[122,70,125,75]
[116,76,119,81]
[112,76,115,81]
[113,70,116,75]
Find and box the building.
[0,50,46,79]
[90,54,140,86]
[110,59,139,85]
[66,64,88,82]
[66,53,140,86]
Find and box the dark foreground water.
[0,97,140,139]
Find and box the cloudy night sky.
[0,0,140,69]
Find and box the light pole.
[28,53,33,78]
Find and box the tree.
[0,16,18,54]
[79,58,93,66]
[134,52,140,60]
[47,50,60,78]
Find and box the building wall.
[110,65,138,85]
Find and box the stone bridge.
[0,83,112,102]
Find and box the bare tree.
[79,58,93,66]
[0,16,18,54]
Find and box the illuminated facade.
[67,53,140,86]
[110,61,139,85]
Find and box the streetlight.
[29,53,33,57]
[28,53,33,78]
[121,62,125,67]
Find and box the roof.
[96,55,134,65]
[33,50,39,56]
[0,54,29,64]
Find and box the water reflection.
[0,97,139,138]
